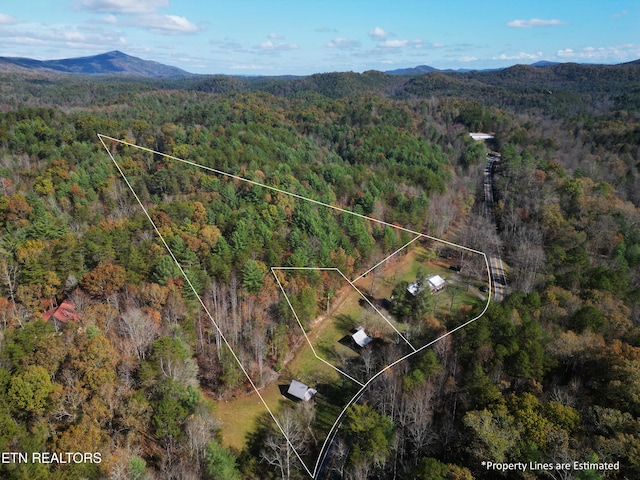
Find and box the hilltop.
[0,50,191,78]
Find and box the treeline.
[2,60,639,115]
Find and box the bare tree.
[163,288,187,325]
[457,212,499,256]
[346,459,372,480]
[0,257,19,308]
[251,323,268,386]
[361,346,376,381]
[509,226,546,293]
[185,406,220,461]
[119,307,159,360]
[261,405,314,480]
[403,383,437,460]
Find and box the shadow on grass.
[333,313,357,332]
[314,378,361,434]
[316,340,339,362]
[337,334,358,353]
[278,384,305,403]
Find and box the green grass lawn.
[214,382,283,451]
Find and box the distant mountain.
[386,65,503,75]
[0,51,191,78]
[386,59,640,76]
[386,65,439,76]
[530,61,560,68]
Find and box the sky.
[0,0,638,75]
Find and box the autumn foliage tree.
[81,263,126,298]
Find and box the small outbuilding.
[427,275,446,293]
[287,380,317,402]
[470,132,494,141]
[408,275,446,295]
[352,326,372,348]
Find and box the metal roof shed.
[287,380,317,401]
[352,326,372,347]
[428,275,446,291]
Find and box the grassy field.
[213,284,355,451]
[214,382,283,451]
[355,245,486,316]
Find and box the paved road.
[484,155,506,302]
[316,153,509,479]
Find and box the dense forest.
[0,61,639,480]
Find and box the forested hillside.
[0,63,639,479]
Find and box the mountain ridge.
[1,50,638,80]
[0,50,191,78]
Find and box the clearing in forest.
[98,134,491,478]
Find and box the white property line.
[271,268,365,387]
[340,269,417,352]
[99,135,315,477]
[272,266,417,367]
[98,135,493,479]
[351,234,422,283]
[314,244,492,476]
[97,134,483,245]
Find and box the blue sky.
[0,0,638,75]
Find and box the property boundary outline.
[271,265,417,387]
[98,134,493,478]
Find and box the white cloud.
[257,40,298,52]
[378,39,407,48]
[369,26,391,40]
[613,10,628,18]
[378,39,423,49]
[63,31,87,42]
[507,18,567,28]
[0,22,127,52]
[78,0,168,14]
[495,51,543,61]
[229,64,275,70]
[136,14,201,35]
[165,52,207,68]
[315,26,337,33]
[267,32,284,39]
[557,48,574,57]
[557,44,640,61]
[211,39,244,51]
[5,36,47,46]
[327,37,361,50]
[101,14,118,24]
[0,13,18,25]
[459,56,478,62]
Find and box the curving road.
[316,156,506,479]
[484,155,506,302]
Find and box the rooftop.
[287,380,317,401]
[352,326,372,348]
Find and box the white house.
[352,326,372,348]
[427,274,446,293]
[287,380,317,401]
[407,275,446,295]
